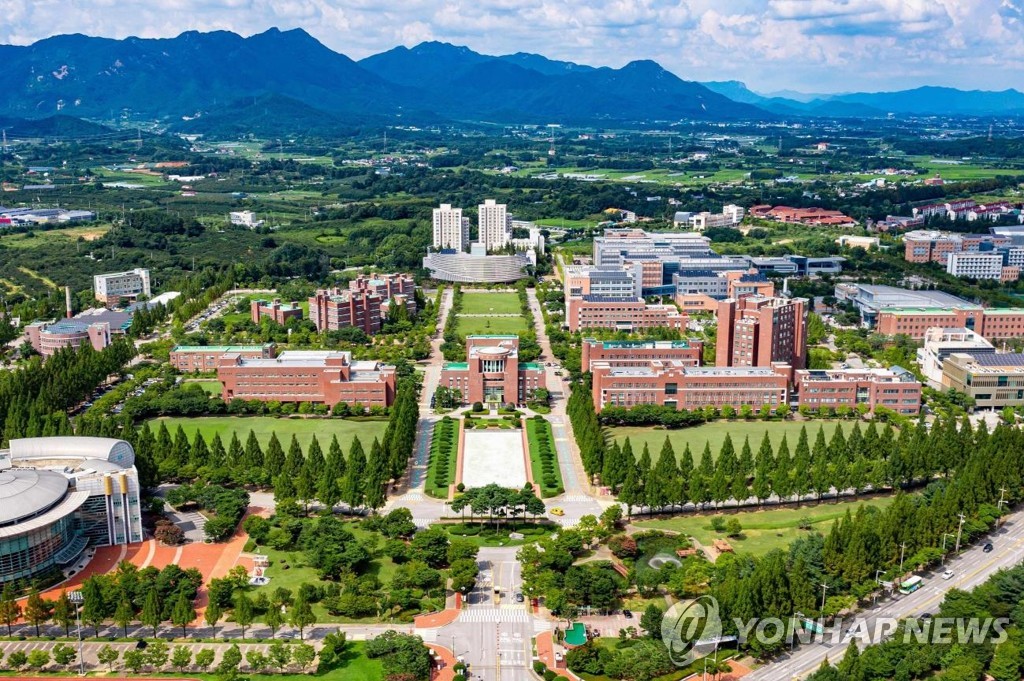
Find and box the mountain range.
[0,28,1021,128]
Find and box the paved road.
[434,547,544,681]
[747,512,1024,680]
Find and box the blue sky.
[1,0,1022,93]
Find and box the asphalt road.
[747,511,1024,680]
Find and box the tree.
[52,591,74,637]
[990,638,1023,681]
[171,589,196,638]
[24,590,51,636]
[234,592,254,638]
[146,640,170,669]
[123,649,147,673]
[726,518,743,538]
[341,436,367,509]
[265,604,284,637]
[97,645,120,671]
[640,604,664,639]
[141,588,162,637]
[26,649,50,671]
[290,591,316,640]
[293,642,316,670]
[268,640,292,671]
[171,646,193,672]
[217,643,243,676]
[53,643,77,667]
[247,650,270,672]
[195,648,215,672]
[7,650,27,670]
[204,601,222,637]
[114,596,135,637]
[0,584,22,635]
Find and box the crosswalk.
[556,494,594,503]
[458,607,533,623]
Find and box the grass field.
[460,292,521,315]
[145,416,388,451]
[609,420,846,463]
[175,642,382,681]
[183,379,222,395]
[634,496,896,556]
[0,223,110,249]
[456,316,528,336]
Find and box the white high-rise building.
[478,199,511,252]
[94,268,151,305]
[432,204,470,251]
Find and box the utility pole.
[820,583,830,614]
[955,513,967,553]
[899,542,907,573]
[942,532,956,554]
[997,487,1008,526]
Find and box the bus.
[899,575,923,595]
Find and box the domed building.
[0,437,143,585]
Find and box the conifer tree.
[341,436,367,509]
[306,435,326,479]
[773,435,793,501]
[677,443,694,507]
[284,435,304,478]
[264,432,286,476]
[752,432,774,505]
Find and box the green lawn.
[460,292,521,315]
[456,316,528,336]
[183,379,223,395]
[610,420,846,464]
[634,495,896,556]
[146,641,382,681]
[526,417,564,497]
[144,416,387,451]
[0,223,111,249]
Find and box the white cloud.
[0,0,1021,92]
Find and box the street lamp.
[68,590,85,677]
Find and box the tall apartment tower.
[478,199,511,252]
[716,295,808,374]
[432,204,470,251]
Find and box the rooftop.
[588,339,692,350]
[172,345,269,353]
[0,468,69,525]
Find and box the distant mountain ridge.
[0,29,1020,127]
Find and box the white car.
[942,570,954,580]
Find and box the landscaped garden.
[426,416,459,498]
[526,416,564,497]
[146,415,387,451]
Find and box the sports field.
[609,420,846,463]
[456,315,528,335]
[144,416,387,451]
[460,292,520,315]
[634,495,895,556]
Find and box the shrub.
[534,661,547,674]
[544,670,558,681]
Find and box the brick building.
[251,299,304,325]
[794,367,921,415]
[903,230,1011,264]
[715,295,807,374]
[590,361,790,412]
[566,295,687,333]
[309,273,416,334]
[170,344,275,372]
[26,309,132,358]
[349,273,416,307]
[438,336,546,406]
[581,338,703,372]
[217,350,396,408]
[875,307,1024,340]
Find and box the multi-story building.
[566,296,687,333]
[836,284,979,329]
[581,338,703,372]
[423,248,534,283]
[251,299,303,325]
[593,228,712,267]
[945,252,1019,282]
[716,295,807,374]
[437,336,546,406]
[26,309,133,357]
[794,367,921,415]
[478,199,511,252]
[170,344,275,372]
[673,270,773,312]
[432,204,470,251]
[349,273,416,304]
[0,437,144,585]
[869,306,1024,341]
[217,351,396,408]
[903,229,1010,264]
[94,268,150,305]
[942,353,1024,410]
[563,266,639,299]
[229,210,263,229]
[590,361,790,412]
[916,327,994,384]
[309,289,386,334]
[688,205,744,231]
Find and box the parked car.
[623,610,633,619]
[942,570,954,580]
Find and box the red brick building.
[902,230,1010,265]
[349,273,416,305]
[581,338,703,372]
[438,336,546,406]
[217,350,396,408]
[875,307,1024,340]
[795,367,921,415]
[251,299,304,325]
[716,295,807,374]
[566,295,687,333]
[170,344,275,372]
[309,273,416,334]
[591,361,791,412]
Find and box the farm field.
[144,416,387,451]
[459,292,521,315]
[0,223,111,249]
[609,420,846,463]
[634,495,896,556]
